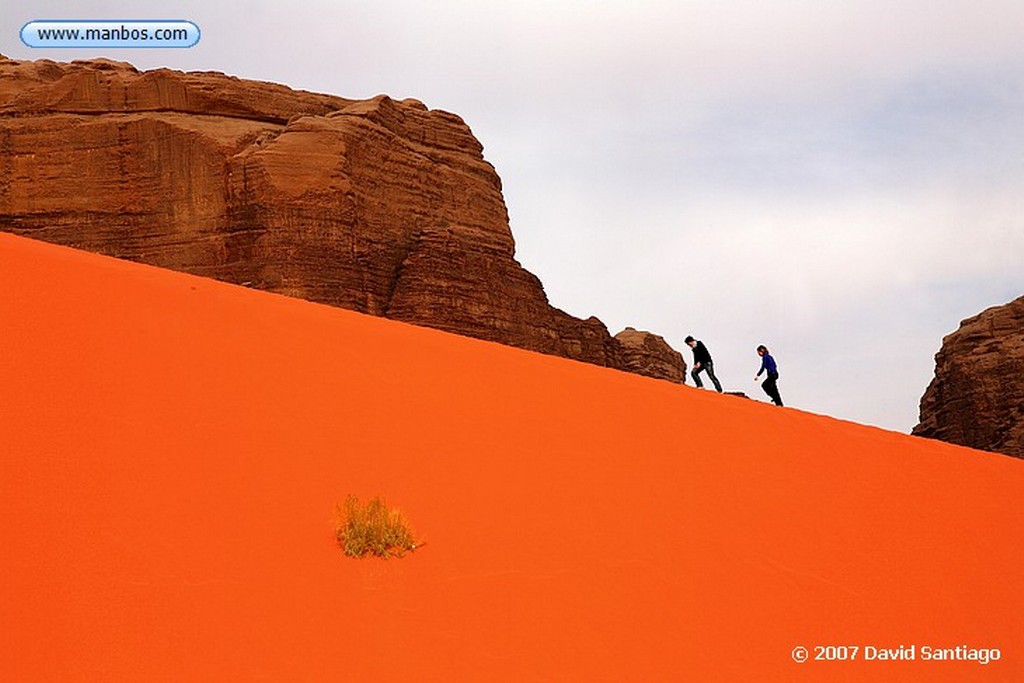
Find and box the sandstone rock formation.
[0,56,686,383]
[913,295,1024,458]
[614,327,688,384]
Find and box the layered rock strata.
[0,56,685,382]
[614,328,688,384]
[914,295,1024,458]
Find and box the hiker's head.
[685,335,696,347]
[756,345,768,356]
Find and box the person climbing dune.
[685,335,723,392]
[754,345,783,406]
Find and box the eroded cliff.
[914,295,1024,458]
[0,56,685,382]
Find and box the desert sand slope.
[1,232,1021,681]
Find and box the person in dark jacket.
[685,335,723,392]
[754,345,783,406]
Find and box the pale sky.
[7,1,1024,431]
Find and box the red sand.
[1,232,1021,681]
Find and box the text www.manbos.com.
[21,20,200,48]
[40,26,186,41]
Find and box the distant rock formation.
[0,56,686,383]
[913,295,1024,458]
[614,328,687,384]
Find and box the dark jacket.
[692,341,713,366]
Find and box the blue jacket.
[757,353,778,378]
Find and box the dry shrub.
[336,495,417,559]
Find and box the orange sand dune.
[1,232,1021,681]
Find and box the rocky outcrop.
[614,328,687,384]
[913,295,1024,458]
[0,57,683,381]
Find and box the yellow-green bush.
[336,495,417,559]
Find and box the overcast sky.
[8,1,1024,431]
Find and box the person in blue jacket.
[754,345,783,406]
